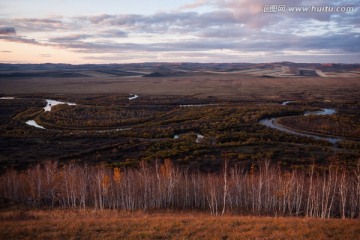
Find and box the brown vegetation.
[278,115,360,139]
[0,210,359,240]
[6,96,350,172]
[1,74,360,102]
[1,160,360,219]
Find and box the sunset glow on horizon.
[0,0,359,64]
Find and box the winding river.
[26,99,77,129]
[129,94,139,100]
[259,102,340,144]
[22,99,342,144]
[43,99,76,112]
[25,99,130,132]
[25,120,45,129]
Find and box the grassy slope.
[1,210,359,240]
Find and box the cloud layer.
[0,0,359,63]
[0,27,16,35]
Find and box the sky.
[0,0,359,64]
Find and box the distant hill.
[0,62,359,79]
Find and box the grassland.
[0,210,359,240]
[1,75,360,102]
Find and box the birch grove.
[1,160,360,219]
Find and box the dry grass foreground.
[0,210,359,240]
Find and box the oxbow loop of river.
[26,99,77,129]
[43,99,76,112]
[259,101,340,144]
[129,94,139,100]
[0,96,16,100]
[25,99,131,132]
[25,120,45,129]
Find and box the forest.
[278,114,360,139]
[1,94,360,220]
[1,160,360,219]
[1,95,359,173]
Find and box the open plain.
[1,69,360,102]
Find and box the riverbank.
[1,210,359,240]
